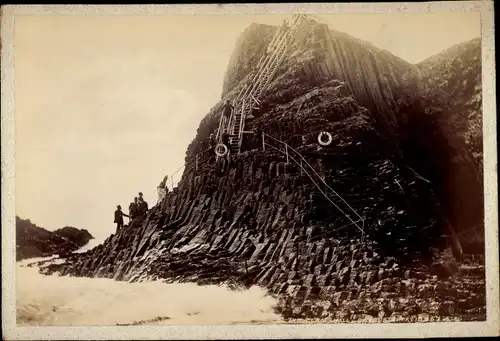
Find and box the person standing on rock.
[138,192,149,216]
[128,197,139,220]
[114,205,129,233]
[157,175,169,203]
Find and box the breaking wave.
[16,257,281,326]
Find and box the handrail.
[215,109,225,141]
[157,138,365,241]
[247,32,289,97]
[254,25,295,97]
[263,133,364,224]
[231,30,290,150]
[263,141,364,237]
[166,146,214,189]
[214,24,282,144]
[214,14,308,156]
[254,44,289,99]
[237,102,249,150]
[230,97,244,137]
[242,32,283,101]
[262,133,365,240]
[266,23,285,53]
[242,25,290,101]
[231,21,296,153]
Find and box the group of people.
[113,192,149,233]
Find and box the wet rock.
[438,301,455,316]
[377,268,386,281]
[366,270,378,285]
[418,283,434,298]
[366,303,379,317]
[431,260,459,279]
[436,282,458,299]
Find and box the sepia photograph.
[1,2,498,340]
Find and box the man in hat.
[138,192,149,216]
[114,205,129,233]
[128,197,139,220]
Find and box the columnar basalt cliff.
[415,38,484,254]
[41,18,485,322]
[222,19,421,138]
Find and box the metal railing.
[262,132,365,241]
[158,146,214,193]
[214,14,309,156]
[155,128,366,243]
[157,13,365,228]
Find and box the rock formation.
[40,17,485,322]
[16,216,94,261]
[416,38,483,254]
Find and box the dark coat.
[138,200,148,213]
[222,133,230,146]
[114,210,125,224]
[129,202,139,217]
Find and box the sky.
[13,10,480,242]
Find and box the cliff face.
[418,38,482,166]
[222,19,421,139]
[412,38,483,253]
[16,216,94,261]
[222,23,278,98]
[40,19,485,321]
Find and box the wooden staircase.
[216,15,307,157]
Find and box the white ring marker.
[215,144,228,157]
[318,132,333,146]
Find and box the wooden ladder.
[217,15,307,157]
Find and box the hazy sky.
[14,11,480,241]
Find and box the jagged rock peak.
[221,17,421,137]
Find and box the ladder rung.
[223,17,293,157]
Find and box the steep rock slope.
[222,19,421,139]
[16,216,94,261]
[418,38,482,166]
[222,23,278,98]
[221,19,483,254]
[413,38,484,254]
[41,19,485,321]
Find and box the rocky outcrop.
[411,38,483,254]
[222,19,420,138]
[16,216,94,261]
[222,23,278,98]
[40,18,485,322]
[418,38,482,167]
